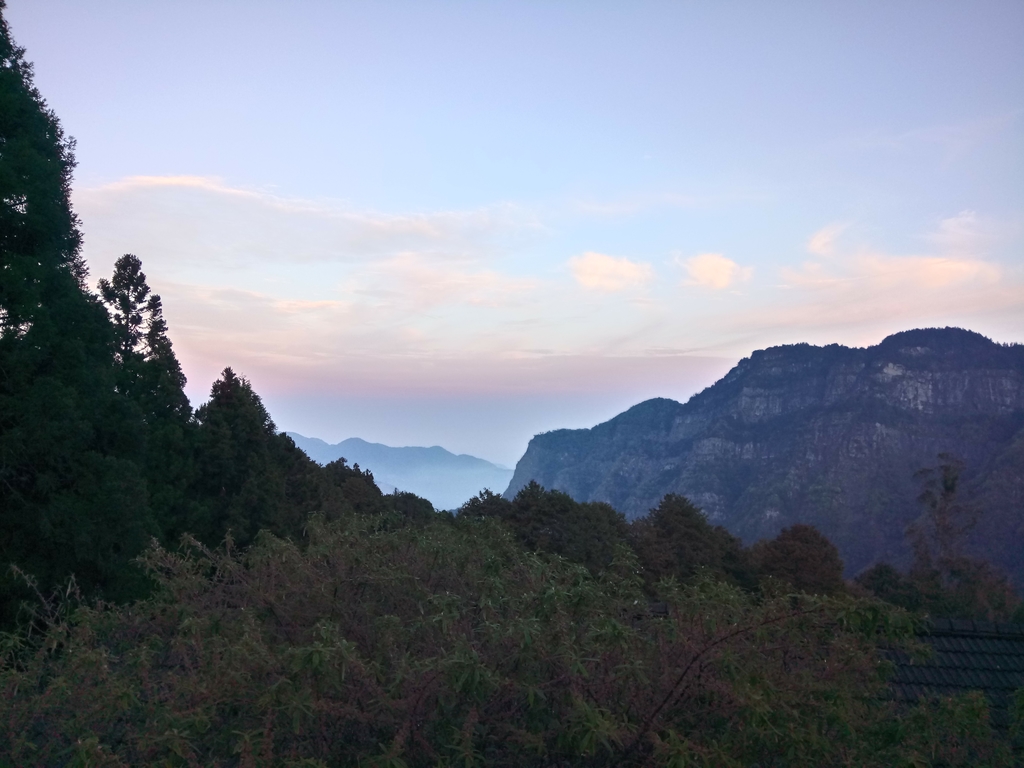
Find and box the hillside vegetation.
[5,504,1022,767]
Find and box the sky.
[7,0,1024,466]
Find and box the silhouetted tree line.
[460,486,845,596]
[461,468,1021,624]
[0,7,433,626]
[3,0,1017,632]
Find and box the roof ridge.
[924,617,1024,638]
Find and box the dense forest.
[1,6,1022,765]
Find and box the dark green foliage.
[629,493,756,592]
[319,456,391,517]
[856,558,1022,622]
[0,10,156,623]
[183,369,436,549]
[98,253,151,365]
[0,1,85,323]
[98,254,189,421]
[458,487,512,518]
[98,253,196,546]
[856,563,924,611]
[5,513,1014,767]
[857,455,1022,621]
[461,481,631,575]
[750,523,847,596]
[389,488,439,523]
[909,558,1020,622]
[187,368,326,547]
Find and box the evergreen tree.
[0,5,154,624]
[857,455,1022,620]
[0,1,85,331]
[98,253,150,367]
[629,494,756,592]
[461,482,630,574]
[319,457,390,517]
[98,254,194,544]
[388,489,438,523]
[142,292,188,412]
[750,524,846,596]
[188,368,323,547]
[98,254,188,411]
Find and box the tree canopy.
[856,455,1023,621]
[0,9,155,621]
[4,513,1020,767]
[460,482,631,575]
[629,493,757,591]
[750,523,847,596]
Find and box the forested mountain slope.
[506,328,1024,582]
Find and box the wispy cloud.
[761,224,1015,348]
[681,253,753,290]
[788,210,1008,295]
[75,175,544,267]
[76,174,1022,404]
[782,252,1001,291]
[924,209,1010,259]
[845,112,1020,163]
[807,222,848,256]
[78,177,688,395]
[359,252,540,310]
[569,251,653,292]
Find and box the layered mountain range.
[505,328,1024,583]
[288,434,512,511]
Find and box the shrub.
[0,514,1011,767]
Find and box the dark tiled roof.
[888,618,1024,728]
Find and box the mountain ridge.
[288,434,512,510]
[505,328,1024,583]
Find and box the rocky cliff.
[505,328,1024,582]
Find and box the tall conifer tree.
[99,253,189,416]
[189,368,323,546]
[0,4,154,623]
[98,254,194,546]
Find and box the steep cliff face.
[506,329,1024,582]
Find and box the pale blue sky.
[8,1,1024,465]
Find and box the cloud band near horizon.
[75,175,1023,409]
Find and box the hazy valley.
[286,433,513,510]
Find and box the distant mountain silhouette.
[506,328,1024,584]
[288,434,512,511]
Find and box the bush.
[751,524,847,596]
[460,482,631,576]
[2,513,1009,767]
[629,494,756,592]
